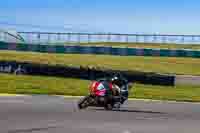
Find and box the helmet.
[110,73,128,87]
[110,75,121,85]
[111,76,118,81]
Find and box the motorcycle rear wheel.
[104,103,113,110]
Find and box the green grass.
[0,50,200,75]
[47,42,200,50]
[1,50,200,102]
[0,73,200,102]
[68,42,200,50]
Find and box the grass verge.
[78,42,200,50]
[48,42,200,50]
[0,73,200,102]
[0,50,200,75]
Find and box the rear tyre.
[104,104,113,110]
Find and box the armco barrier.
[1,41,200,58]
[0,61,175,86]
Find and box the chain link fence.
[1,31,200,45]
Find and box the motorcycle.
[78,79,132,110]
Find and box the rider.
[109,74,129,104]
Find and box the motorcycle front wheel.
[78,95,94,109]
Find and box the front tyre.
[78,96,93,109]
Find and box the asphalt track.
[0,96,200,133]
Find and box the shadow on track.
[7,126,59,133]
[91,108,166,114]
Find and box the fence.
[1,31,200,44]
[15,32,200,45]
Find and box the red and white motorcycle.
[78,78,132,110]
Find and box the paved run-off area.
[0,95,200,133]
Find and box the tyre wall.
[0,60,175,86]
